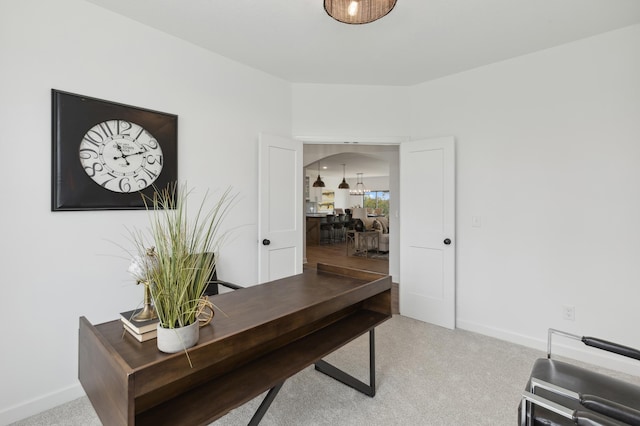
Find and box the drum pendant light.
[324,0,397,25]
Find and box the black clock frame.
[52,89,178,211]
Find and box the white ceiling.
[83,0,640,177]
[306,151,391,179]
[85,0,640,86]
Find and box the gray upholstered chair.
[351,208,389,252]
[519,329,640,426]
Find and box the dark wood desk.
[79,263,392,425]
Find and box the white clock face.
[79,120,163,193]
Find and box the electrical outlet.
[562,305,575,321]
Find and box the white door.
[258,133,303,283]
[400,137,455,329]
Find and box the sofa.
[351,208,389,252]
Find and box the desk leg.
[314,329,376,397]
[248,382,284,426]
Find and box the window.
[363,191,389,216]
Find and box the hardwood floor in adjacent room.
[305,242,398,314]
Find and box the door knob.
[262,239,271,246]
[443,238,451,245]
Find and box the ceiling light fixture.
[324,0,397,25]
[348,1,359,16]
[338,164,350,189]
[312,161,325,188]
[349,173,370,195]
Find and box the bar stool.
[320,215,334,244]
[333,214,346,242]
[344,213,353,232]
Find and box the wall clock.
[52,89,178,211]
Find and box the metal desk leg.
[249,329,376,424]
[314,329,376,397]
[248,382,285,426]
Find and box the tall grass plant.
[130,183,235,329]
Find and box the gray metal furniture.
[519,329,640,425]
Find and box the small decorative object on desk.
[127,248,159,322]
[120,309,159,334]
[123,323,158,342]
[126,183,235,361]
[120,308,159,342]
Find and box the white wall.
[0,0,291,423]
[410,25,640,369]
[292,83,411,141]
[293,26,640,374]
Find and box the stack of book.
[120,309,159,342]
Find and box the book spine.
[122,323,157,342]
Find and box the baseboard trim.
[0,382,85,425]
[456,318,640,377]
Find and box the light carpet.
[11,315,640,426]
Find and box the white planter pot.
[156,321,199,353]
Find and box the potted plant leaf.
[129,183,235,355]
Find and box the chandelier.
[349,173,370,195]
[324,0,397,25]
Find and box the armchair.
[202,254,243,296]
[351,208,389,252]
[519,329,640,426]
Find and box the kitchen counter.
[306,214,327,244]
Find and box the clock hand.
[112,156,131,166]
[113,143,132,165]
[120,151,146,159]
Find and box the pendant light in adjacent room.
[338,164,350,189]
[312,161,325,188]
[324,0,397,25]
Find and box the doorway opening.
[302,144,398,280]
